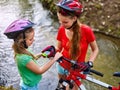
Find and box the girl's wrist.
[88,61,93,67]
[89,59,94,62]
[50,57,56,62]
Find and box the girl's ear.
[73,16,77,22]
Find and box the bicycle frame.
[56,57,120,90]
[65,69,120,90]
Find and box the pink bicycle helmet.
[56,0,83,16]
[4,19,35,39]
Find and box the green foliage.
[0,86,16,90]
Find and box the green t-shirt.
[15,54,42,86]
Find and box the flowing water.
[0,0,120,90]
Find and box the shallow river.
[0,0,120,90]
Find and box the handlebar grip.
[90,69,104,77]
[113,72,120,77]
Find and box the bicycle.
[55,57,120,90]
[41,45,120,90]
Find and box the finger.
[60,48,64,53]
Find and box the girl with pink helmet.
[4,19,62,90]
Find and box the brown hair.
[69,22,81,60]
[12,28,36,59]
[58,7,81,60]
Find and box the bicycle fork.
[56,78,87,90]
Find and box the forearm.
[89,41,99,62]
[89,47,99,62]
[56,40,62,52]
[39,58,56,74]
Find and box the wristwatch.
[88,61,93,67]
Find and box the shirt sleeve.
[56,26,64,41]
[84,25,96,43]
[18,54,33,66]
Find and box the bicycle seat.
[113,72,120,77]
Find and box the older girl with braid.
[55,0,99,90]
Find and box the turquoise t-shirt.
[15,54,42,87]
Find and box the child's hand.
[53,52,62,61]
[35,53,42,60]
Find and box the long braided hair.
[69,20,81,60]
[57,7,81,60]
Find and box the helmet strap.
[23,32,28,48]
[66,20,77,30]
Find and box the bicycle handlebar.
[113,72,120,77]
[57,56,120,90]
[90,69,104,77]
[41,48,104,77]
[58,56,104,77]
